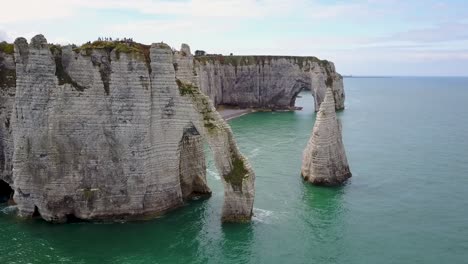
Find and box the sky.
[1,0,467,76]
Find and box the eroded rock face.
[2,35,254,222]
[195,56,345,111]
[0,49,15,185]
[301,87,351,186]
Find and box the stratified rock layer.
[301,88,351,185]
[2,35,254,222]
[0,49,15,185]
[195,55,345,111]
[0,35,346,222]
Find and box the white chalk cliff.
[195,55,345,111]
[0,35,347,222]
[0,35,254,222]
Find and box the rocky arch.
[288,80,313,109]
[175,80,255,222]
[195,56,345,112]
[2,35,255,223]
[173,44,255,222]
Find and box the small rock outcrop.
[0,35,255,223]
[195,55,345,111]
[301,87,351,185]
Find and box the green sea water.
[1,77,468,263]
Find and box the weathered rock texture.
[195,55,345,111]
[301,87,351,185]
[0,35,255,222]
[0,47,15,186]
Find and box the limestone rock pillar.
[301,87,351,185]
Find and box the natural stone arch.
[288,80,312,109]
[195,56,345,112]
[5,35,255,223]
[176,80,255,222]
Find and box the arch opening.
[65,213,86,223]
[178,124,212,200]
[0,180,13,204]
[289,81,314,110]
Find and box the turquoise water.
[1,77,468,263]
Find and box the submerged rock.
[301,87,351,186]
[0,35,255,223]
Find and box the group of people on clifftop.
[92,37,135,43]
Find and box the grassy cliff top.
[195,55,331,68]
[0,42,14,54]
[73,40,151,56]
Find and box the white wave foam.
[252,208,275,223]
[1,205,18,215]
[249,147,261,158]
[207,169,221,180]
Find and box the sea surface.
[1,77,468,263]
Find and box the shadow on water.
[0,197,220,264]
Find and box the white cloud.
[0,30,39,43]
[1,0,76,23]
[388,22,468,42]
[2,0,467,75]
[0,0,385,24]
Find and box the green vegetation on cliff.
[0,43,15,89]
[82,188,94,201]
[195,55,331,70]
[49,44,86,91]
[176,79,197,96]
[0,42,14,54]
[0,67,16,89]
[73,40,151,63]
[224,154,249,190]
[195,55,335,87]
[175,78,249,190]
[175,79,218,131]
[71,40,154,94]
[324,67,334,88]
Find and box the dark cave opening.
[65,214,85,223]
[32,206,41,217]
[0,180,13,203]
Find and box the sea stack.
[301,87,351,185]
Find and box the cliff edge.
[0,35,255,222]
[195,55,345,111]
